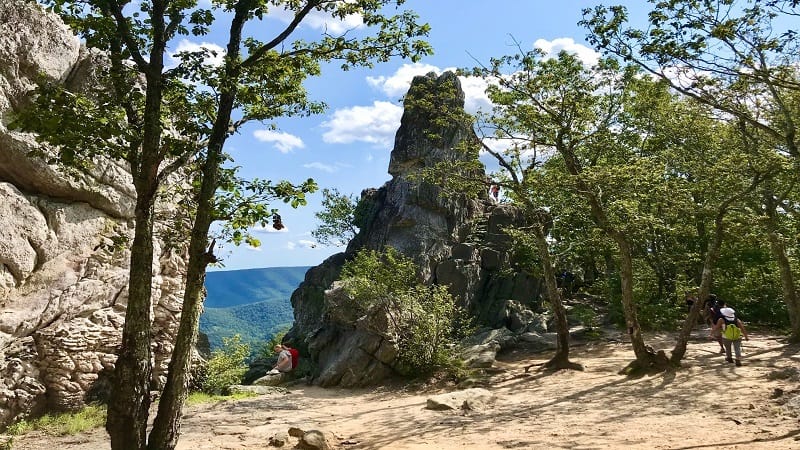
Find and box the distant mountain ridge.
[204,266,309,308]
[201,266,309,351]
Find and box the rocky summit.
[285,72,546,388]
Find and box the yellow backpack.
[723,322,742,340]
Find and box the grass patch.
[6,404,106,437]
[185,390,257,405]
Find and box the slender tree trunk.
[106,183,158,450]
[614,235,667,371]
[763,197,800,342]
[671,177,762,363]
[148,4,248,446]
[558,145,659,372]
[531,219,582,371]
[106,6,167,442]
[765,230,800,341]
[147,122,230,450]
[670,226,720,364]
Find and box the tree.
[582,0,800,342]
[312,188,359,247]
[18,1,432,448]
[469,48,674,371]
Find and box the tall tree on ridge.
[17,1,431,448]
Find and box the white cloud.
[303,162,351,173]
[286,240,318,250]
[366,63,442,97]
[321,101,403,147]
[169,39,225,67]
[269,5,363,35]
[298,240,318,249]
[534,38,600,67]
[459,75,493,114]
[253,129,305,153]
[659,65,713,90]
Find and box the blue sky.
[196,0,648,271]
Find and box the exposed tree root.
[618,348,672,376]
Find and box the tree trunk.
[558,146,661,372]
[532,220,582,371]
[106,17,166,443]
[671,205,725,364]
[614,236,665,371]
[106,191,157,450]
[670,237,718,364]
[148,5,247,446]
[763,197,800,342]
[147,128,230,450]
[671,176,762,363]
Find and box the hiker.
[702,293,718,324]
[706,297,724,353]
[489,184,500,202]
[685,292,697,313]
[282,343,300,371]
[268,344,292,374]
[712,300,749,366]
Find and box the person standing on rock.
[489,184,500,203]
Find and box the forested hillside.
[200,267,309,351]
[204,267,309,308]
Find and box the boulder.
[425,388,495,411]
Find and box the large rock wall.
[0,1,186,427]
[286,72,543,387]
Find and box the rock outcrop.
[0,1,187,427]
[286,72,544,387]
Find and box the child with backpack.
[711,300,749,366]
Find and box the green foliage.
[200,335,250,395]
[312,188,359,247]
[570,304,598,329]
[5,405,106,438]
[340,248,468,376]
[213,170,318,248]
[199,301,292,355]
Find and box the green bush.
[340,247,466,377]
[201,334,250,395]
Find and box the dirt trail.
[11,331,800,449]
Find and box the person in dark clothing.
[707,298,724,353]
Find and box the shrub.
[340,248,467,377]
[201,334,250,395]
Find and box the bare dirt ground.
[12,330,800,449]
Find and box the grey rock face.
[287,72,544,387]
[0,1,186,427]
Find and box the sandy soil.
[11,330,800,449]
